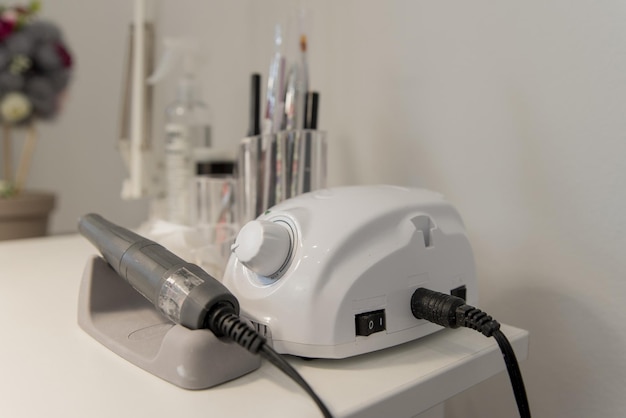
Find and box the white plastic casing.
[222,185,478,359]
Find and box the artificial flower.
[0,1,71,125]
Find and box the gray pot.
[0,191,55,241]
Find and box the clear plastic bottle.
[163,79,211,224]
[149,39,211,224]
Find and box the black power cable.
[207,303,334,418]
[411,287,531,418]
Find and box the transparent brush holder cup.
[185,175,238,279]
[190,176,237,226]
[237,130,327,224]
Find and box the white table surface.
[0,234,528,418]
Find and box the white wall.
[25,1,626,417]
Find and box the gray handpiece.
[78,213,239,330]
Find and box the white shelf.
[0,235,528,418]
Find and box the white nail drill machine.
[223,185,478,359]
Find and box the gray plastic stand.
[77,256,261,389]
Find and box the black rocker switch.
[355,310,386,336]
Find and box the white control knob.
[231,220,292,277]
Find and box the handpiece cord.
[411,288,530,418]
[207,304,334,418]
[259,344,333,418]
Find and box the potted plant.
[0,1,73,240]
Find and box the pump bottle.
[148,38,211,225]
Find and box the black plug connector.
[411,287,466,328]
[410,287,530,418]
[411,287,501,337]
